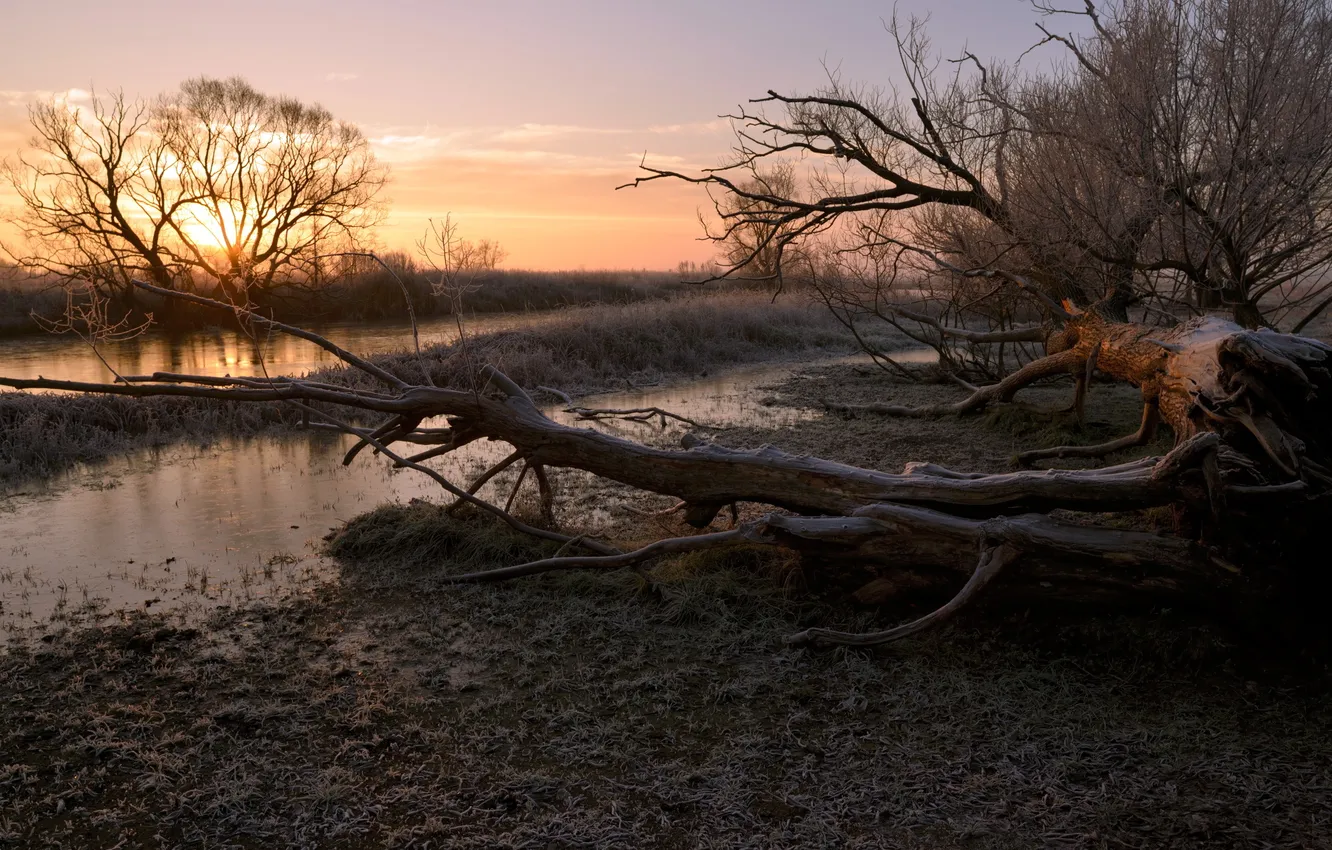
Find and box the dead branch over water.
[3,280,1330,646]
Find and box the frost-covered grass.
[4,505,1330,848]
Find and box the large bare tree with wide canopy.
[3,77,387,315]
[633,0,1332,331]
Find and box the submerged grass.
[0,393,298,482]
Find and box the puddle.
[1,350,935,636]
[0,434,511,636]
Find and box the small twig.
[566,406,726,430]
[504,462,532,513]
[325,252,434,387]
[446,450,524,514]
[446,525,755,583]
[623,500,689,519]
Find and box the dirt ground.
[3,364,1332,849]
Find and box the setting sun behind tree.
[3,76,387,312]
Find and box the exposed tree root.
[825,348,1085,417]
[786,544,1019,647]
[1017,396,1161,466]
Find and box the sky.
[0,0,1059,270]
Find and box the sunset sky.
[1,1,1058,270]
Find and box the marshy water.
[0,339,935,635]
[0,312,547,386]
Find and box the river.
[0,312,552,386]
[0,347,934,636]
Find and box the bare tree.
[709,161,809,287]
[418,214,507,306]
[3,77,387,316]
[1010,0,1332,329]
[3,92,176,312]
[617,0,1332,471]
[626,0,1332,333]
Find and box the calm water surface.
[0,351,933,635]
[0,312,551,385]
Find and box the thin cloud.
[325,72,359,82]
[375,143,708,178]
[645,119,730,134]
[394,207,699,224]
[495,120,730,142]
[368,130,477,164]
[367,122,723,175]
[0,88,92,108]
[494,123,631,143]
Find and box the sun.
[177,203,246,252]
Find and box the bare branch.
[786,543,1018,647]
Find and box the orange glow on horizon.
[1,0,1051,271]
[370,155,720,270]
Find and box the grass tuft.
[325,501,559,576]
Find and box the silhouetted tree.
[710,161,808,287]
[3,78,387,315]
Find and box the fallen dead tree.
[827,304,1332,479]
[2,282,1329,647]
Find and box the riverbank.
[0,269,716,339]
[6,313,1332,848]
[1,293,887,483]
[4,490,1330,848]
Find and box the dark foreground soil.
[3,366,1331,849]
